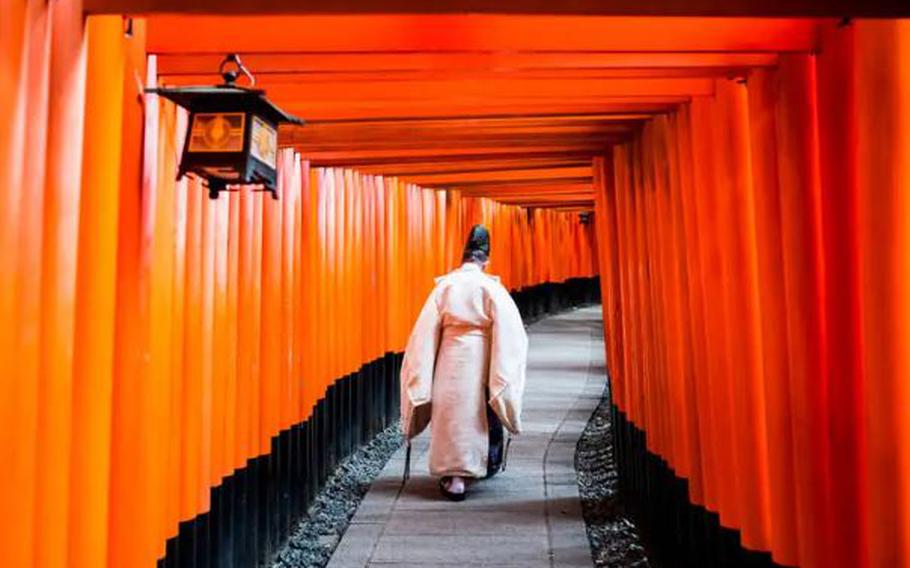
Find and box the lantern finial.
[219,54,255,88]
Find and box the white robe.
[400,263,529,478]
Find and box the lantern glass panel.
[250,115,278,169]
[189,112,246,153]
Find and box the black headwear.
[462,224,491,263]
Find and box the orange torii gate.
[3,3,910,568]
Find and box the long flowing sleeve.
[487,283,529,434]
[400,285,442,439]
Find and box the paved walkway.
[328,306,606,568]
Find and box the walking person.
[400,225,529,500]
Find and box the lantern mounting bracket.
[219,53,255,88]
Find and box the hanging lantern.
[147,54,303,199]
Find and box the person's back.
[436,262,498,329]
[400,225,528,500]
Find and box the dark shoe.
[486,403,505,478]
[484,459,502,479]
[439,477,466,502]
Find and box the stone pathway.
[327,306,606,568]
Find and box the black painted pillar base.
[158,352,404,568]
[512,276,601,322]
[610,405,793,568]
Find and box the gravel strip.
[273,424,403,568]
[576,384,654,568]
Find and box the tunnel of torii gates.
[3,1,910,567]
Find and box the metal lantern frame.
[147,54,304,199]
